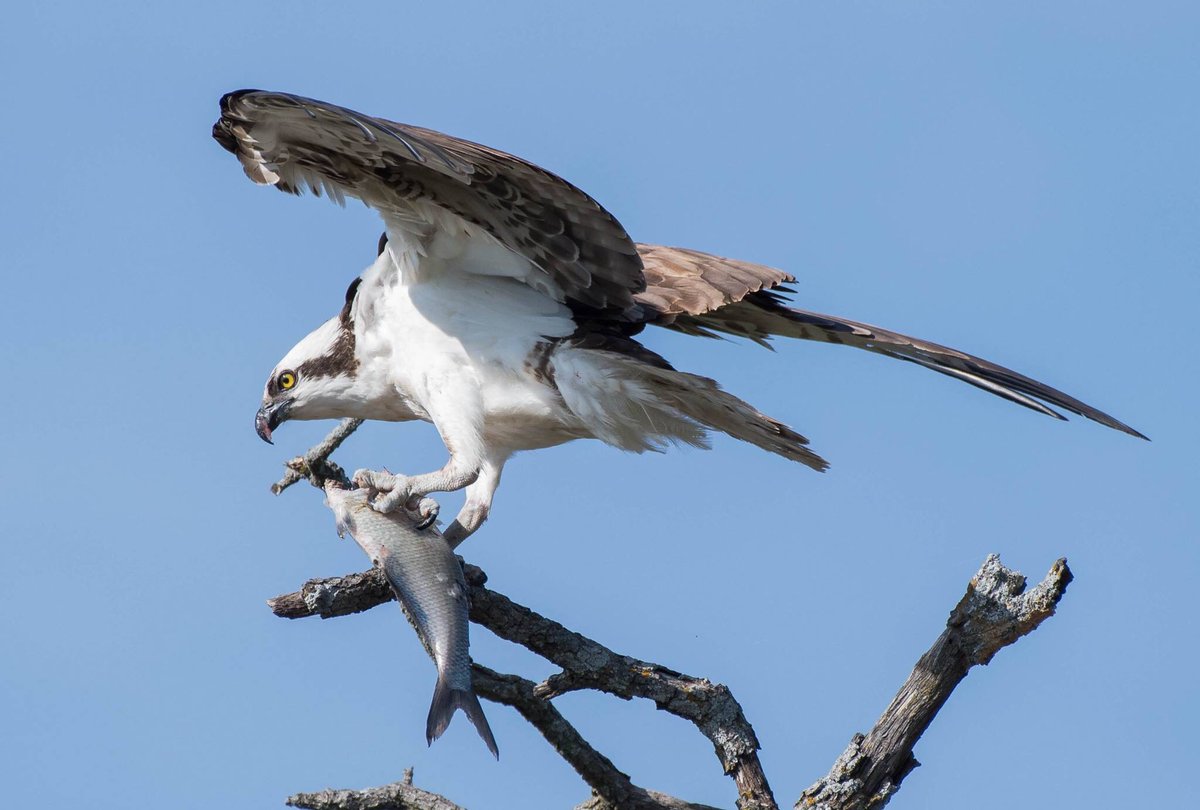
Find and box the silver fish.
[324,482,498,758]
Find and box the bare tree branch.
[268,566,390,620]
[270,563,776,810]
[268,428,1072,810]
[474,666,721,810]
[798,555,1073,810]
[467,579,775,810]
[288,781,464,810]
[270,564,773,809]
[271,418,362,495]
[270,430,734,809]
[284,664,720,810]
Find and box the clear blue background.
[1,2,1195,807]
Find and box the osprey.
[214,90,1143,545]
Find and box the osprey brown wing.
[635,244,1146,439]
[214,90,643,318]
[635,243,793,326]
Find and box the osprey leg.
[352,383,495,529]
[443,459,504,548]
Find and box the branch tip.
[798,554,1072,810]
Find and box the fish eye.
[277,369,297,390]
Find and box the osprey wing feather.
[213,89,643,318]
[632,244,1146,439]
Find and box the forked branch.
[267,422,1072,810]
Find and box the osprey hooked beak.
[255,398,293,444]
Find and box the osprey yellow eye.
[277,370,297,390]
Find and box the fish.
[323,481,499,758]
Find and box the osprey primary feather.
[214,90,1143,545]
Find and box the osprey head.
[256,281,362,444]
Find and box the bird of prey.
[214,90,1143,545]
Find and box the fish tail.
[426,678,499,760]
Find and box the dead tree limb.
[285,665,721,810]
[474,666,721,810]
[266,421,1073,810]
[798,555,1073,810]
[288,779,464,810]
[268,566,390,620]
[269,422,742,809]
[470,577,774,808]
[271,417,362,495]
[270,564,771,809]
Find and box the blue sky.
[1,2,1196,808]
